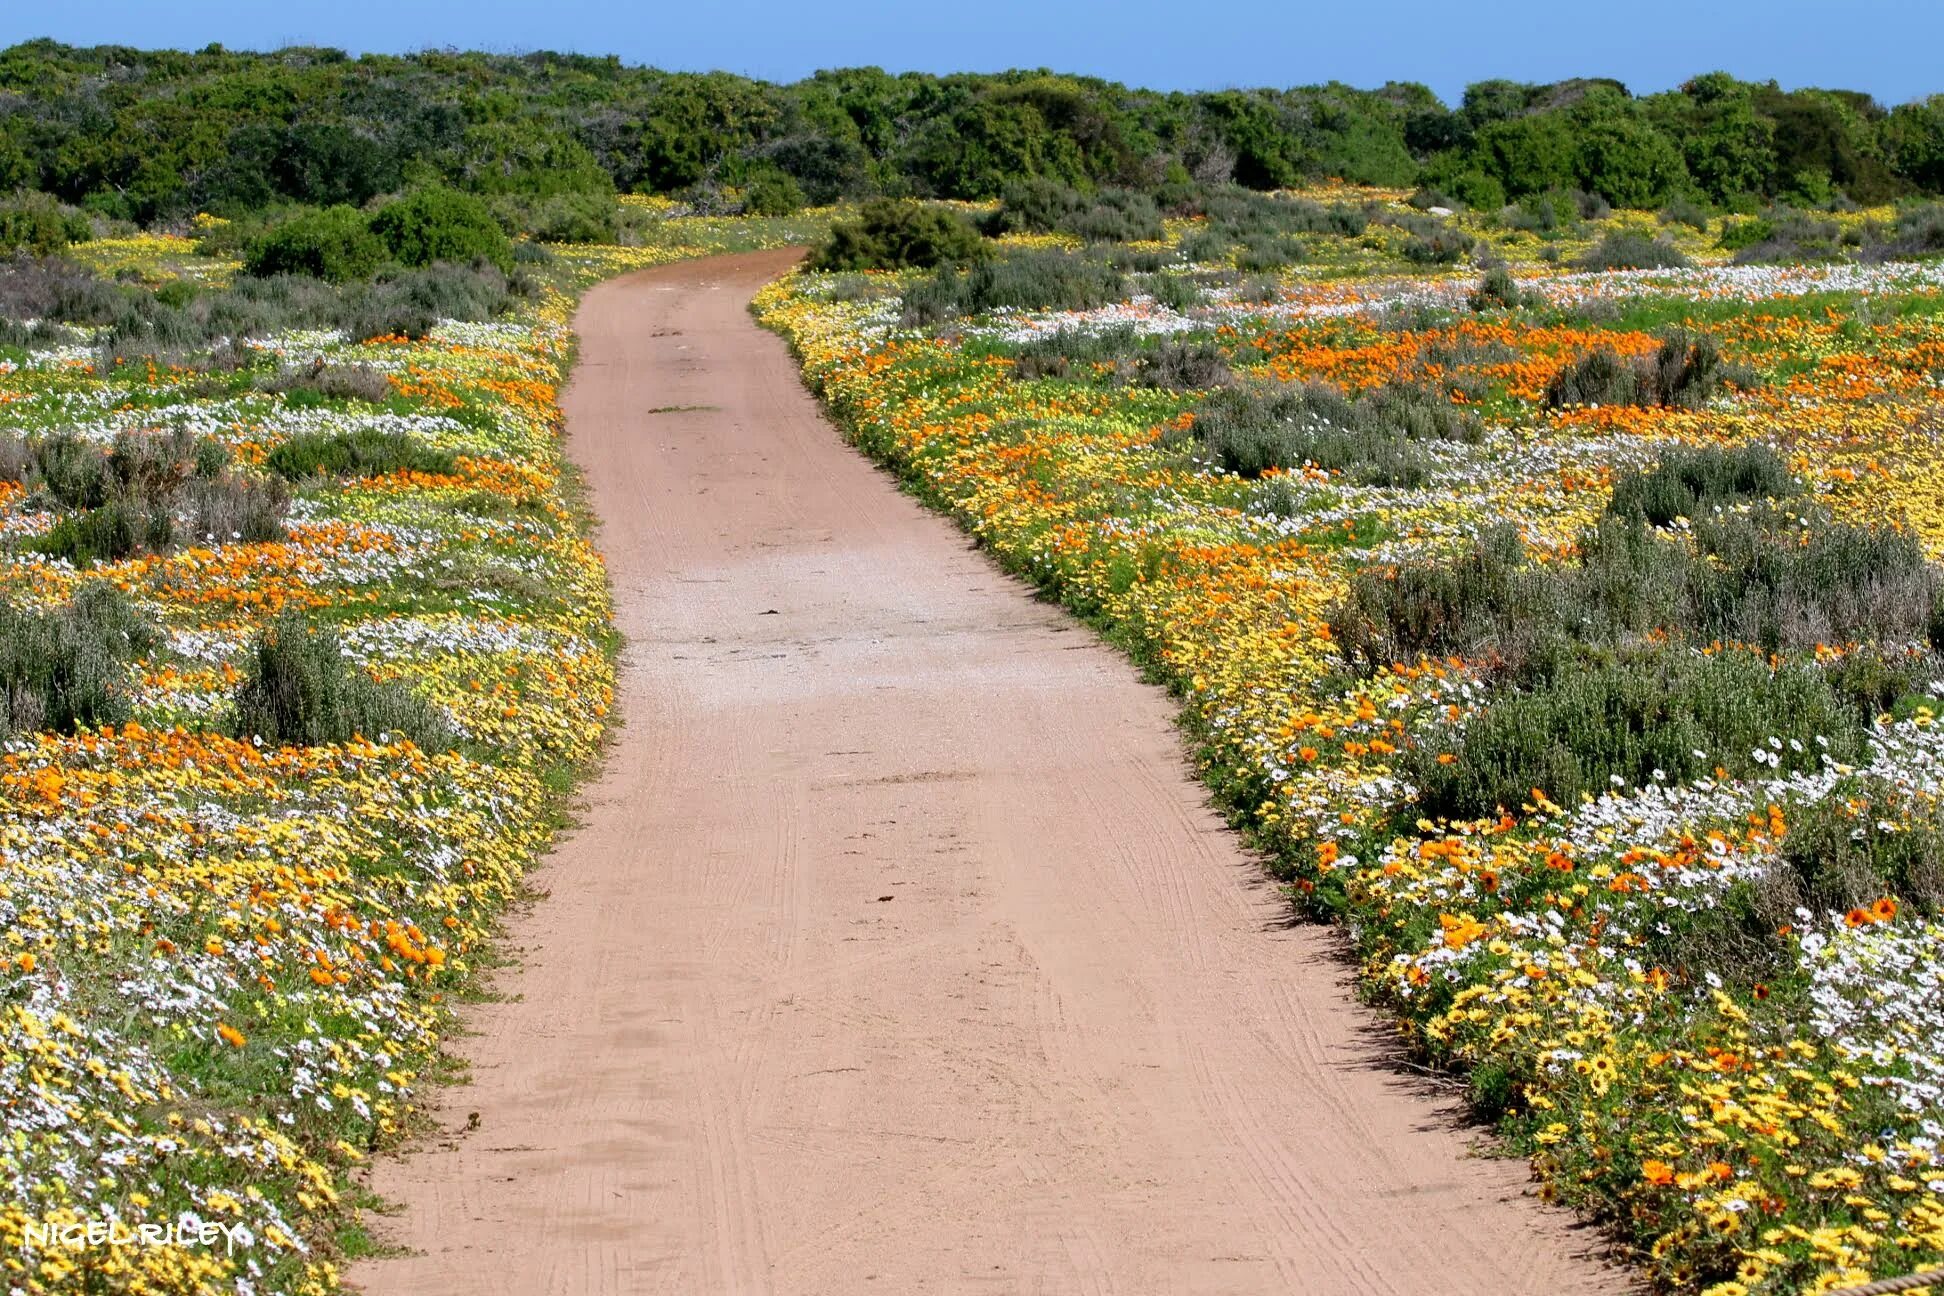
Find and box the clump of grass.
[8,429,287,564]
[335,261,520,342]
[1385,212,1475,266]
[1329,496,1932,677]
[1861,204,1944,262]
[232,612,454,749]
[1731,210,1846,265]
[1779,781,1944,917]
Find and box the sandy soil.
[349,249,1618,1294]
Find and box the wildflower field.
[761,192,1944,1294]
[0,209,824,1295]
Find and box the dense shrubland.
[9,41,1944,230]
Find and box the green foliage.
[1445,170,1506,211]
[243,205,386,282]
[1407,649,1860,819]
[492,192,617,243]
[1188,379,1479,485]
[0,192,87,255]
[1388,211,1475,265]
[1329,495,1935,680]
[1573,230,1694,271]
[334,262,517,341]
[1544,331,1728,411]
[810,199,986,272]
[0,583,159,738]
[1606,444,1800,525]
[265,427,458,480]
[1010,327,1231,389]
[989,179,1164,242]
[1468,266,1535,311]
[1569,102,1687,208]
[368,187,513,273]
[900,249,1124,324]
[1863,203,1944,261]
[232,612,454,749]
[1781,780,1944,915]
[740,168,804,216]
[1730,209,1846,264]
[6,46,1944,224]
[9,429,286,564]
[32,500,172,564]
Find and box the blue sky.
[5,0,1942,108]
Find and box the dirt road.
[351,249,1614,1295]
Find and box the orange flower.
[1641,1160,1676,1187]
[217,1023,247,1048]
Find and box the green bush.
[989,179,1164,243]
[1329,496,1937,679]
[1658,195,1712,231]
[1189,379,1479,485]
[1468,266,1536,311]
[11,429,283,563]
[31,500,172,565]
[900,249,1125,325]
[368,187,514,273]
[243,205,386,282]
[262,362,394,403]
[1732,210,1846,264]
[1389,212,1476,265]
[0,258,129,326]
[265,427,458,480]
[1573,230,1693,271]
[1447,171,1507,212]
[335,262,516,341]
[1146,274,1202,312]
[1544,330,1730,410]
[1780,781,1944,915]
[1718,215,1776,252]
[811,199,986,272]
[0,583,159,737]
[1505,192,1576,234]
[1010,328,1231,389]
[494,192,617,244]
[1862,203,1944,261]
[232,612,454,749]
[1408,649,1861,819]
[1605,444,1799,525]
[741,170,805,217]
[0,193,88,257]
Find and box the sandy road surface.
[351,249,1615,1295]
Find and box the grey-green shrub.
[900,250,1125,325]
[232,612,454,749]
[811,199,986,272]
[0,583,159,738]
